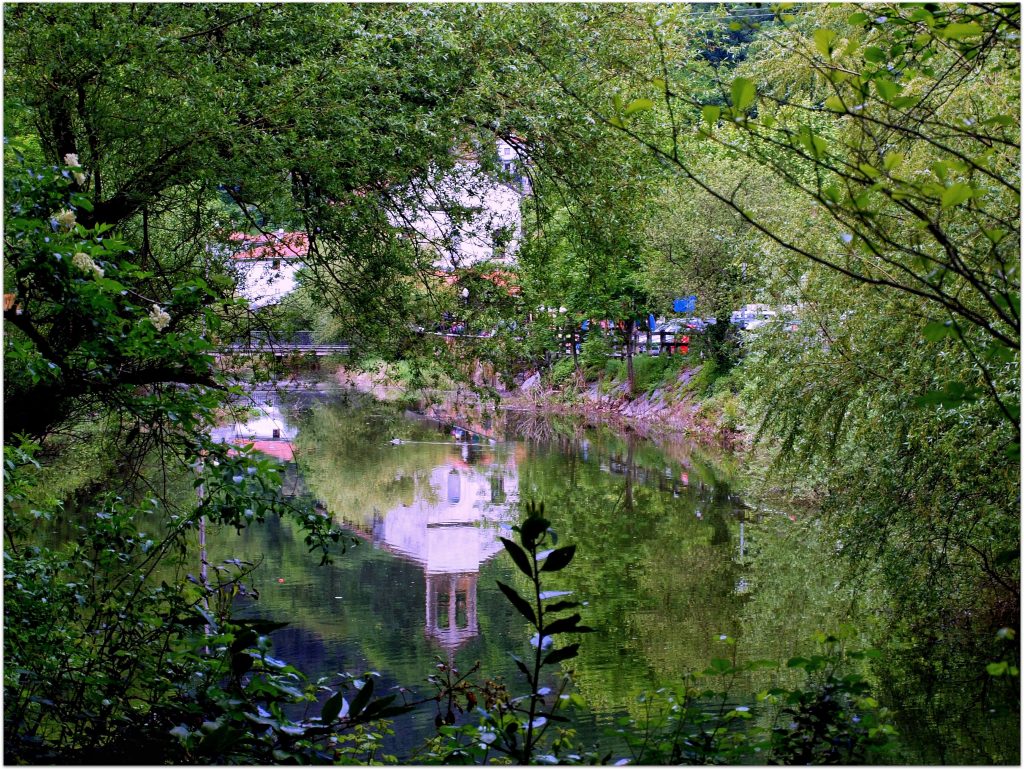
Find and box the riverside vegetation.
[4,3,1018,764]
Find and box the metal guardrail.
[217,331,350,357]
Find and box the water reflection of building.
[350,451,519,657]
[210,390,297,461]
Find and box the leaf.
[542,613,583,636]
[321,691,348,723]
[544,600,581,613]
[987,661,1008,676]
[94,277,127,293]
[538,590,573,600]
[230,629,258,654]
[914,382,980,408]
[993,549,1019,567]
[500,537,534,578]
[864,45,887,63]
[730,77,756,112]
[983,114,1014,127]
[349,676,374,718]
[652,77,666,92]
[797,126,828,158]
[921,320,954,342]
[540,545,576,572]
[883,151,904,171]
[858,162,880,179]
[238,618,290,634]
[701,105,721,127]
[875,77,901,102]
[361,693,398,718]
[824,95,847,112]
[521,516,549,549]
[231,652,253,677]
[510,654,534,685]
[363,703,413,720]
[709,657,733,674]
[543,643,580,666]
[941,182,972,209]
[745,659,780,670]
[497,580,537,625]
[624,98,654,116]
[813,28,837,58]
[942,22,983,39]
[69,193,94,213]
[847,11,869,24]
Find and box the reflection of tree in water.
[509,422,751,711]
[708,508,731,547]
[501,410,586,445]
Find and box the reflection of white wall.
[210,400,297,443]
[379,460,519,574]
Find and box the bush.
[683,359,720,398]
[579,334,613,378]
[632,353,686,394]
[603,357,625,381]
[547,356,578,389]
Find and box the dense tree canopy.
[3,2,1018,764]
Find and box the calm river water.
[204,386,1016,763]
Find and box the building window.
[271,259,281,270]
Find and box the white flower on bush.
[148,304,171,331]
[55,209,77,231]
[62,155,87,185]
[71,251,103,279]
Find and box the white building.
[402,138,528,271]
[224,140,527,308]
[227,230,306,309]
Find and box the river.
[203,386,1016,763]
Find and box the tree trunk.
[624,318,636,396]
[624,435,635,510]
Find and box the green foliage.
[4,155,230,441]
[547,356,579,390]
[631,352,686,394]
[3,439,374,763]
[578,333,614,379]
[1,165,364,764]
[415,503,896,766]
[604,635,896,765]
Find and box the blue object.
[581,320,590,330]
[673,296,697,314]
[648,314,656,331]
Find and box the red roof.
[232,438,295,462]
[438,269,521,296]
[229,231,308,261]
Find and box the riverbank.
[331,361,747,449]
[501,368,746,448]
